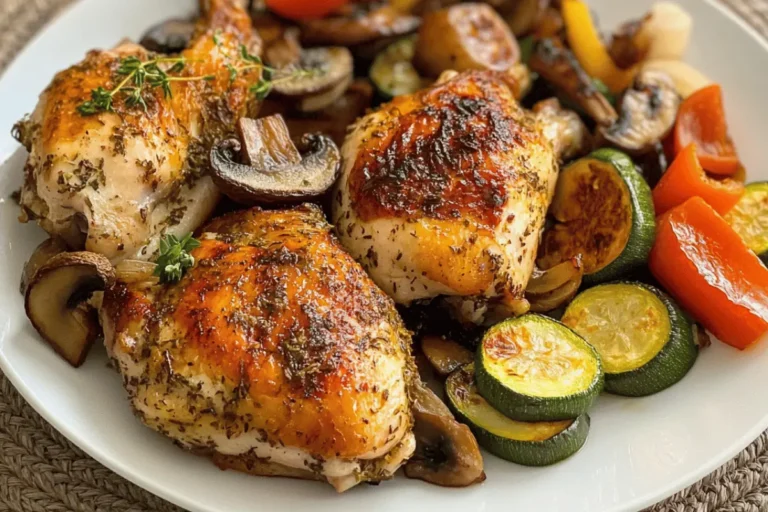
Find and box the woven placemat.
[0,0,767,510]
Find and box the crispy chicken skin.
[101,205,416,492]
[14,0,261,262]
[332,71,558,322]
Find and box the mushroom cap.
[24,252,115,367]
[210,116,342,205]
[404,383,486,487]
[273,47,354,112]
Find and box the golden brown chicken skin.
[101,205,416,492]
[333,71,557,323]
[15,0,261,262]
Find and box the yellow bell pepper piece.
[562,0,637,94]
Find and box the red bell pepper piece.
[674,84,741,175]
[653,143,744,216]
[649,197,768,349]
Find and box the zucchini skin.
[454,406,591,467]
[600,282,698,396]
[446,365,591,466]
[586,149,657,284]
[475,316,604,422]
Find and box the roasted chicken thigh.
[14,0,261,262]
[101,205,416,492]
[332,71,558,323]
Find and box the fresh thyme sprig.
[77,56,214,116]
[153,233,201,283]
[77,35,321,116]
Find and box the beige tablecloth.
[0,0,767,510]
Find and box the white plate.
[0,1,767,511]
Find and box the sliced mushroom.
[421,335,474,377]
[25,252,115,367]
[405,382,486,487]
[139,19,195,54]
[532,98,591,162]
[599,70,680,156]
[20,238,67,295]
[529,38,618,127]
[299,4,421,48]
[263,27,302,69]
[272,47,353,113]
[414,3,520,78]
[210,115,341,204]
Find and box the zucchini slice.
[562,282,698,397]
[446,364,590,466]
[475,314,603,422]
[725,181,768,265]
[539,149,656,284]
[369,37,426,99]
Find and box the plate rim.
[0,1,767,511]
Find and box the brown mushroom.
[529,38,618,126]
[263,27,302,69]
[20,238,67,295]
[272,47,354,113]
[421,335,474,377]
[599,70,680,156]
[210,115,341,204]
[405,382,486,487]
[25,252,115,367]
[299,4,421,48]
[140,19,195,54]
[414,3,520,78]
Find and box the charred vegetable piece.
[493,0,551,37]
[25,252,115,367]
[421,335,474,377]
[539,149,656,284]
[299,4,421,47]
[675,84,741,176]
[650,197,768,350]
[210,116,341,204]
[140,18,195,54]
[563,282,698,396]
[599,70,680,156]
[414,3,520,78]
[653,143,744,216]
[529,38,618,126]
[608,16,652,69]
[725,182,768,264]
[405,382,486,486]
[476,314,603,422]
[272,47,354,112]
[447,364,590,466]
[370,36,427,99]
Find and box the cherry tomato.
[266,0,350,20]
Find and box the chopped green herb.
[153,233,201,283]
